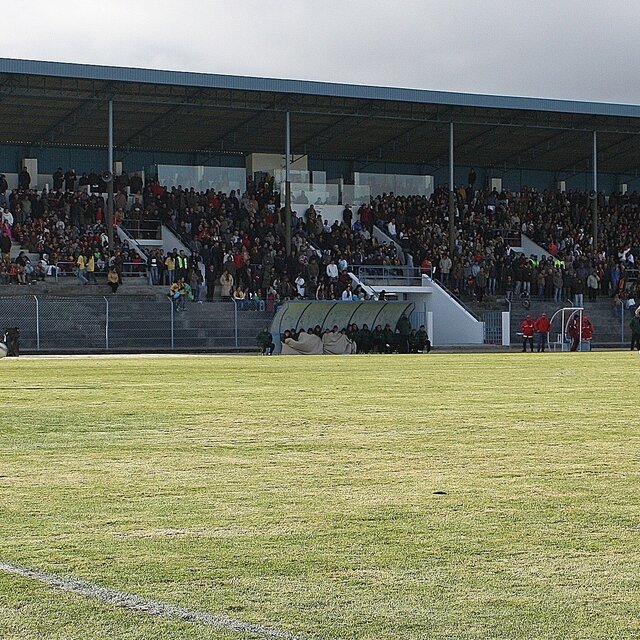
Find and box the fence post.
[233,298,238,348]
[170,298,174,350]
[33,295,40,351]
[501,311,511,347]
[104,296,109,351]
[426,311,434,347]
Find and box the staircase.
[0,276,156,297]
[373,223,406,264]
[10,241,39,264]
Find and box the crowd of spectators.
[368,183,640,309]
[0,169,397,305]
[140,175,399,306]
[2,165,639,316]
[0,169,144,286]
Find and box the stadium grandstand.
[0,57,638,352]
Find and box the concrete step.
[0,281,165,298]
[10,241,39,263]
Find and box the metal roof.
[1,57,640,175]
[2,57,640,118]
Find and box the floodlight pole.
[592,130,598,250]
[107,99,114,247]
[284,110,292,257]
[448,122,455,258]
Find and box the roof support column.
[448,122,455,258]
[284,111,292,257]
[107,99,114,247]
[592,130,598,250]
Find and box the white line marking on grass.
[0,561,307,640]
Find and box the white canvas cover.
[322,332,356,355]
[281,332,323,355]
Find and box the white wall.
[0,172,53,191]
[246,153,308,175]
[2,173,18,189]
[116,225,148,260]
[38,174,53,190]
[520,233,552,260]
[292,203,355,226]
[409,277,484,345]
[161,225,192,256]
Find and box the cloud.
[2,0,640,103]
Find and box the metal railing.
[121,218,162,240]
[625,268,639,283]
[54,262,148,279]
[495,228,522,245]
[431,276,482,321]
[483,310,504,344]
[0,295,276,352]
[165,222,197,252]
[350,265,424,286]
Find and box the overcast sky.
[2,0,638,104]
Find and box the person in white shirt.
[387,220,397,237]
[326,260,338,280]
[294,275,306,298]
[438,254,452,286]
[0,207,13,227]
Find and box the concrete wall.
[520,233,552,260]
[291,203,351,226]
[309,157,627,195]
[2,141,634,196]
[0,144,244,177]
[410,276,484,345]
[161,225,192,256]
[246,153,308,176]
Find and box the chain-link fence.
[483,310,504,345]
[1,296,38,350]
[0,296,274,353]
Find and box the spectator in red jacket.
[534,312,551,352]
[582,316,594,342]
[520,315,535,352]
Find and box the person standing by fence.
[107,267,119,294]
[86,253,97,284]
[164,252,176,285]
[76,253,88,285]
[629,308,640,351]
[520,315,535,352]
[534,312,551,352]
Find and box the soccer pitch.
[1,353,639,640]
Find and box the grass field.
[1,352,639,639]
